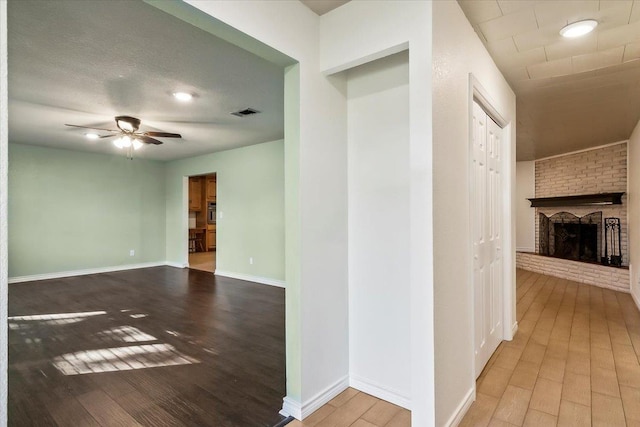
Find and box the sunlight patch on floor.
[53,343,199,375]
[129,313,148,319]
[8,310,107,329]
[96,326,156,343]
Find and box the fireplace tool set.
[602,217,622,266]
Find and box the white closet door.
[472,100,504,378]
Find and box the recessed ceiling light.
[560,19,598,38]
[173,92,193,102]
[85,133,99,140]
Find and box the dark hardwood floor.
[8,266,286,426]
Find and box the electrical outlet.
[219,211,223,219]
[249,257,253,265]
[129,250,135,256]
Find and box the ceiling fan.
[65,115,182,157]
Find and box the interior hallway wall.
[163,0,351,411]
[516,161,535,252]
[629,120,640,307]
[8,143,166,278]
[432,1,516,424]
[0,1,8,422]
[347,51,411,407]
[319,1,433,423]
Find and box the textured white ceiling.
[8,0,284,161]
[458,0,640,160]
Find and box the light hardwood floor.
[293,269,640,427]
[287,388,410,427]
[461,269,640,427]
[188,250,216,273]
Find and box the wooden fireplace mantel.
[528,192,625,208]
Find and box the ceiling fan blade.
[139,136,163,145]
[65,124,119,132]
[99,134,117,139]
[143,131,182,138]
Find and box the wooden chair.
[189,229,205,253]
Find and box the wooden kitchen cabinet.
[189,177,202,211]
[206,176,217,202]
[207,224,216,250]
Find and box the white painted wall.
[320,2,434,424]
[432,1,516,425]
[629,120,640,308]
[516,161,536,252]
[347,51,411,407]
[177,1,350,416]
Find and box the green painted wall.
[165,139,285,281]
[9,140,284,282]
[8,144,166,277]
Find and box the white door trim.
[468,74,515,380]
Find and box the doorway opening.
[187,173,217,273]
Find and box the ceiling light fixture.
[66,116,179,161]
[560,19,598,38]
[113,135,143,159]
[115,116,140,133]
[173,92,193,102]
[121,136,132,148]
[120,121,133,132]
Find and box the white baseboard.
[166,261,187,269]
[8,263,285,289]
[214,270,285,288]
[280,375,349,420]
[444,387,475,427]
[280,397,302,420]
[349,375,411,410]
[8,261,168,284]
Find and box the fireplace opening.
[553,222,598,262]
[539,212,602,263]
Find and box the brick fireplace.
[517,142,630,292]
[538,211,602,263]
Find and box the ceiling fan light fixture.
[560,19,598,38]
[66,116,179,158]
[114,116,140,132]
[121,135,132,148]
[173,92,193,102]
[117,119,134,132]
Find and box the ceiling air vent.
[231,108,260,117]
